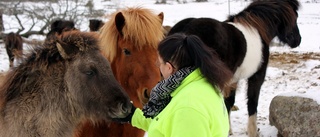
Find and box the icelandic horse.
[0,31,132,137]
[74,7,164,137]
[168,0,301,136]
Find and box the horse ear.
[51,20,62,31]
[158,12,164,24]
[56,41,75,59]
[115,12,125,34]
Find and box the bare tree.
[0,10,4,41]
[0,0,109,38]
[0,9,4,33]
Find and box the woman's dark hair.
[158,33,233,91]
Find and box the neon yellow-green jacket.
[131,69,229,137]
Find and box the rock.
[269,95,320,137]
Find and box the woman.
[114,33,233,137]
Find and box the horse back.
[168,18,247,72]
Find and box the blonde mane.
[99,7,164,62]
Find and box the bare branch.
[2,0,110,37]
[15,14,25,34]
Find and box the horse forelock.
[99,7,164,62]
[228,0,300,45]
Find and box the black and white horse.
[168,0,301,136]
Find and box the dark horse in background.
[89,19,104,32]
[44,19,77,44]
[0,31,132,137]
[4,32,23,68]
[168,0,301,136]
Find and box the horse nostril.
[122,102,131,113]
[143,89,150,99]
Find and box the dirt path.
[269,51,320,69]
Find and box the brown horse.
[0,31,132,137]
[75,7,164,137]
[4,32,23,68]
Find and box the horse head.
[57,31,132,119]
[0,31,132,137]
[227,0,301,49]
[100,7,163,108]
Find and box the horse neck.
[0,67,78,137]
[1,88,79,137]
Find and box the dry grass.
[269,52,320,68]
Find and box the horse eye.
[123,48,131,55]
[86,70,95,76]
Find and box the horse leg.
[9,58,14,68]
[6,49,14,68]
[224,83,237,135]
[246,49,269,137]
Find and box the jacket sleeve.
[166,107,211,137]
[131,108,152,131]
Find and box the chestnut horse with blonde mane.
[74,7,164,137]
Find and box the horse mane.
[0,31,99,109]
[99,7,164,62]
[226,0,300,44]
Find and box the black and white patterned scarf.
[142,66,196,119]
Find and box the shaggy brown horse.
[74,7,164,137]
[0,31,133,137]
[4,32,23,68]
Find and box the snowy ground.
[1,0,320,137]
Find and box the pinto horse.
[74,7,163,137]
[4,32,23,68]
[0,31,132,137]
[168,0,301,136]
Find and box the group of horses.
[0,0,301,137]
[3,18,105,69]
